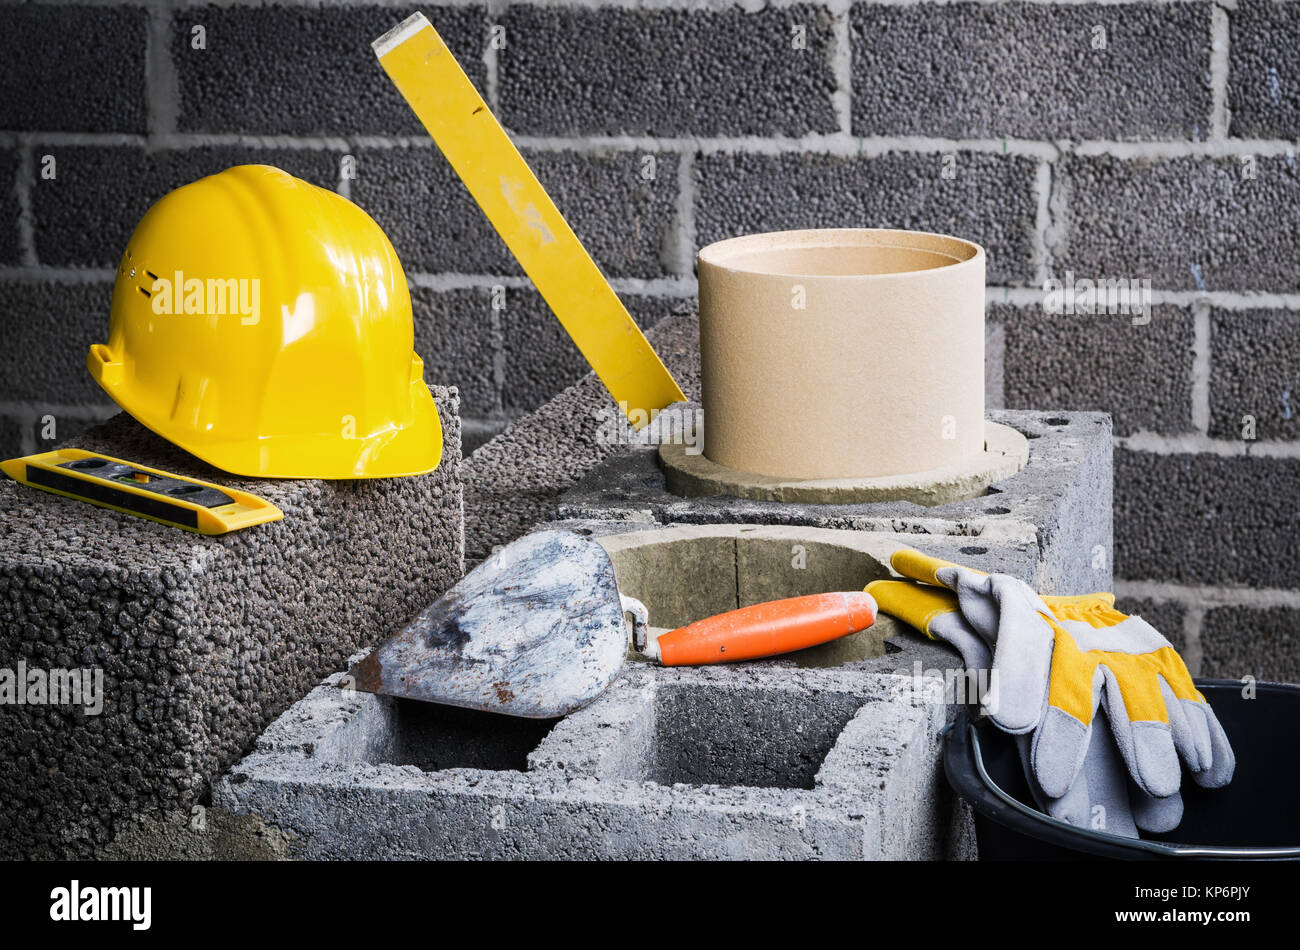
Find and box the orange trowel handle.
[656,592,877,667]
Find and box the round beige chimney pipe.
[697,228,986,480]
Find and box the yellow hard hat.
[87,164,442,479]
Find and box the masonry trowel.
[346,529,877,718]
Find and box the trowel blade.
[347,529,628,718]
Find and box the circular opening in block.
[596,525,907,669]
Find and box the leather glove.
[868,574,1142,836]
[886,549,1235,810]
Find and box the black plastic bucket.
[944,679,1300,860]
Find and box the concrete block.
[462,314,701,562]
[1208,308,1300,441]
[1057,155,1300,294]
[173,5,484,135]
[353,147,681,279]
[0,149,20,265]
[217,667,949,860]
[461,417,512,457]
[0,390,463,858]
[216,517,1122,859]
[32,147,339,269]
[1115,450,1300,588]
[500,289,590,414]
[0,5,147,133]
[851,2,1212,140]
[0,281,113,405]
[1228,0,1300,138]
[695,152,1039,285]
[498,6,838,136]
[559,410,1113,596]
[1202,606,1300,683]
[412,286,502,420]
[997,302,1196,437]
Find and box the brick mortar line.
[1116,432,1300,458]
[406,272,698,294]
[0,401,117,417]
[7,132,1299,160]
[15,142,36,269]
[1209,3,1231,141]
[1182,605,1204,676]
[2,270,1297,309]
[1030,162,1052,286]
[147,0,179,142]
[1190,301,1211,434]
[991,287,1300,309]
[672,151,696,276]
[488,291,507,415]
[830,8,852,136]
[1116,579,1300,609]
[485,0,503,113]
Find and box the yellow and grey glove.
[887,549,1235,807]
[868,574,1143,836]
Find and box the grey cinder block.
[1056,155,1300,294]
[1202,606,1300,683]
[1229,0,1300,139]
[500,289,591,414]
[999,302,1196,437]
[0,6,148,133]
[851,2,1212,140]
[413,286,503,421]
[1208,309,1300,442]
[0,281,113,406]
[463,314,703,562]
[0,390,463,858]
[498,6,838,137]
[0,149,20,265]
[695,152,1039,285]
[1115,450,1300,589]
[173,5,485,135]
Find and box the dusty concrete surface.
[214,519,1091,860]
[0,387,463,858]
[561,410,1114,597]
[659,420,1028,505]
[216,629,960,860]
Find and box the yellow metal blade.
[373,12,686,426]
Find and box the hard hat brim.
[89,345,444,479]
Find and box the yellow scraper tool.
[373,12,686,426]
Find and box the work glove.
[881,549,1235,829]
[868,574,1142,837]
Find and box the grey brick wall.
[2,0,1297,678]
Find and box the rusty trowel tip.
[348,652,385,695]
